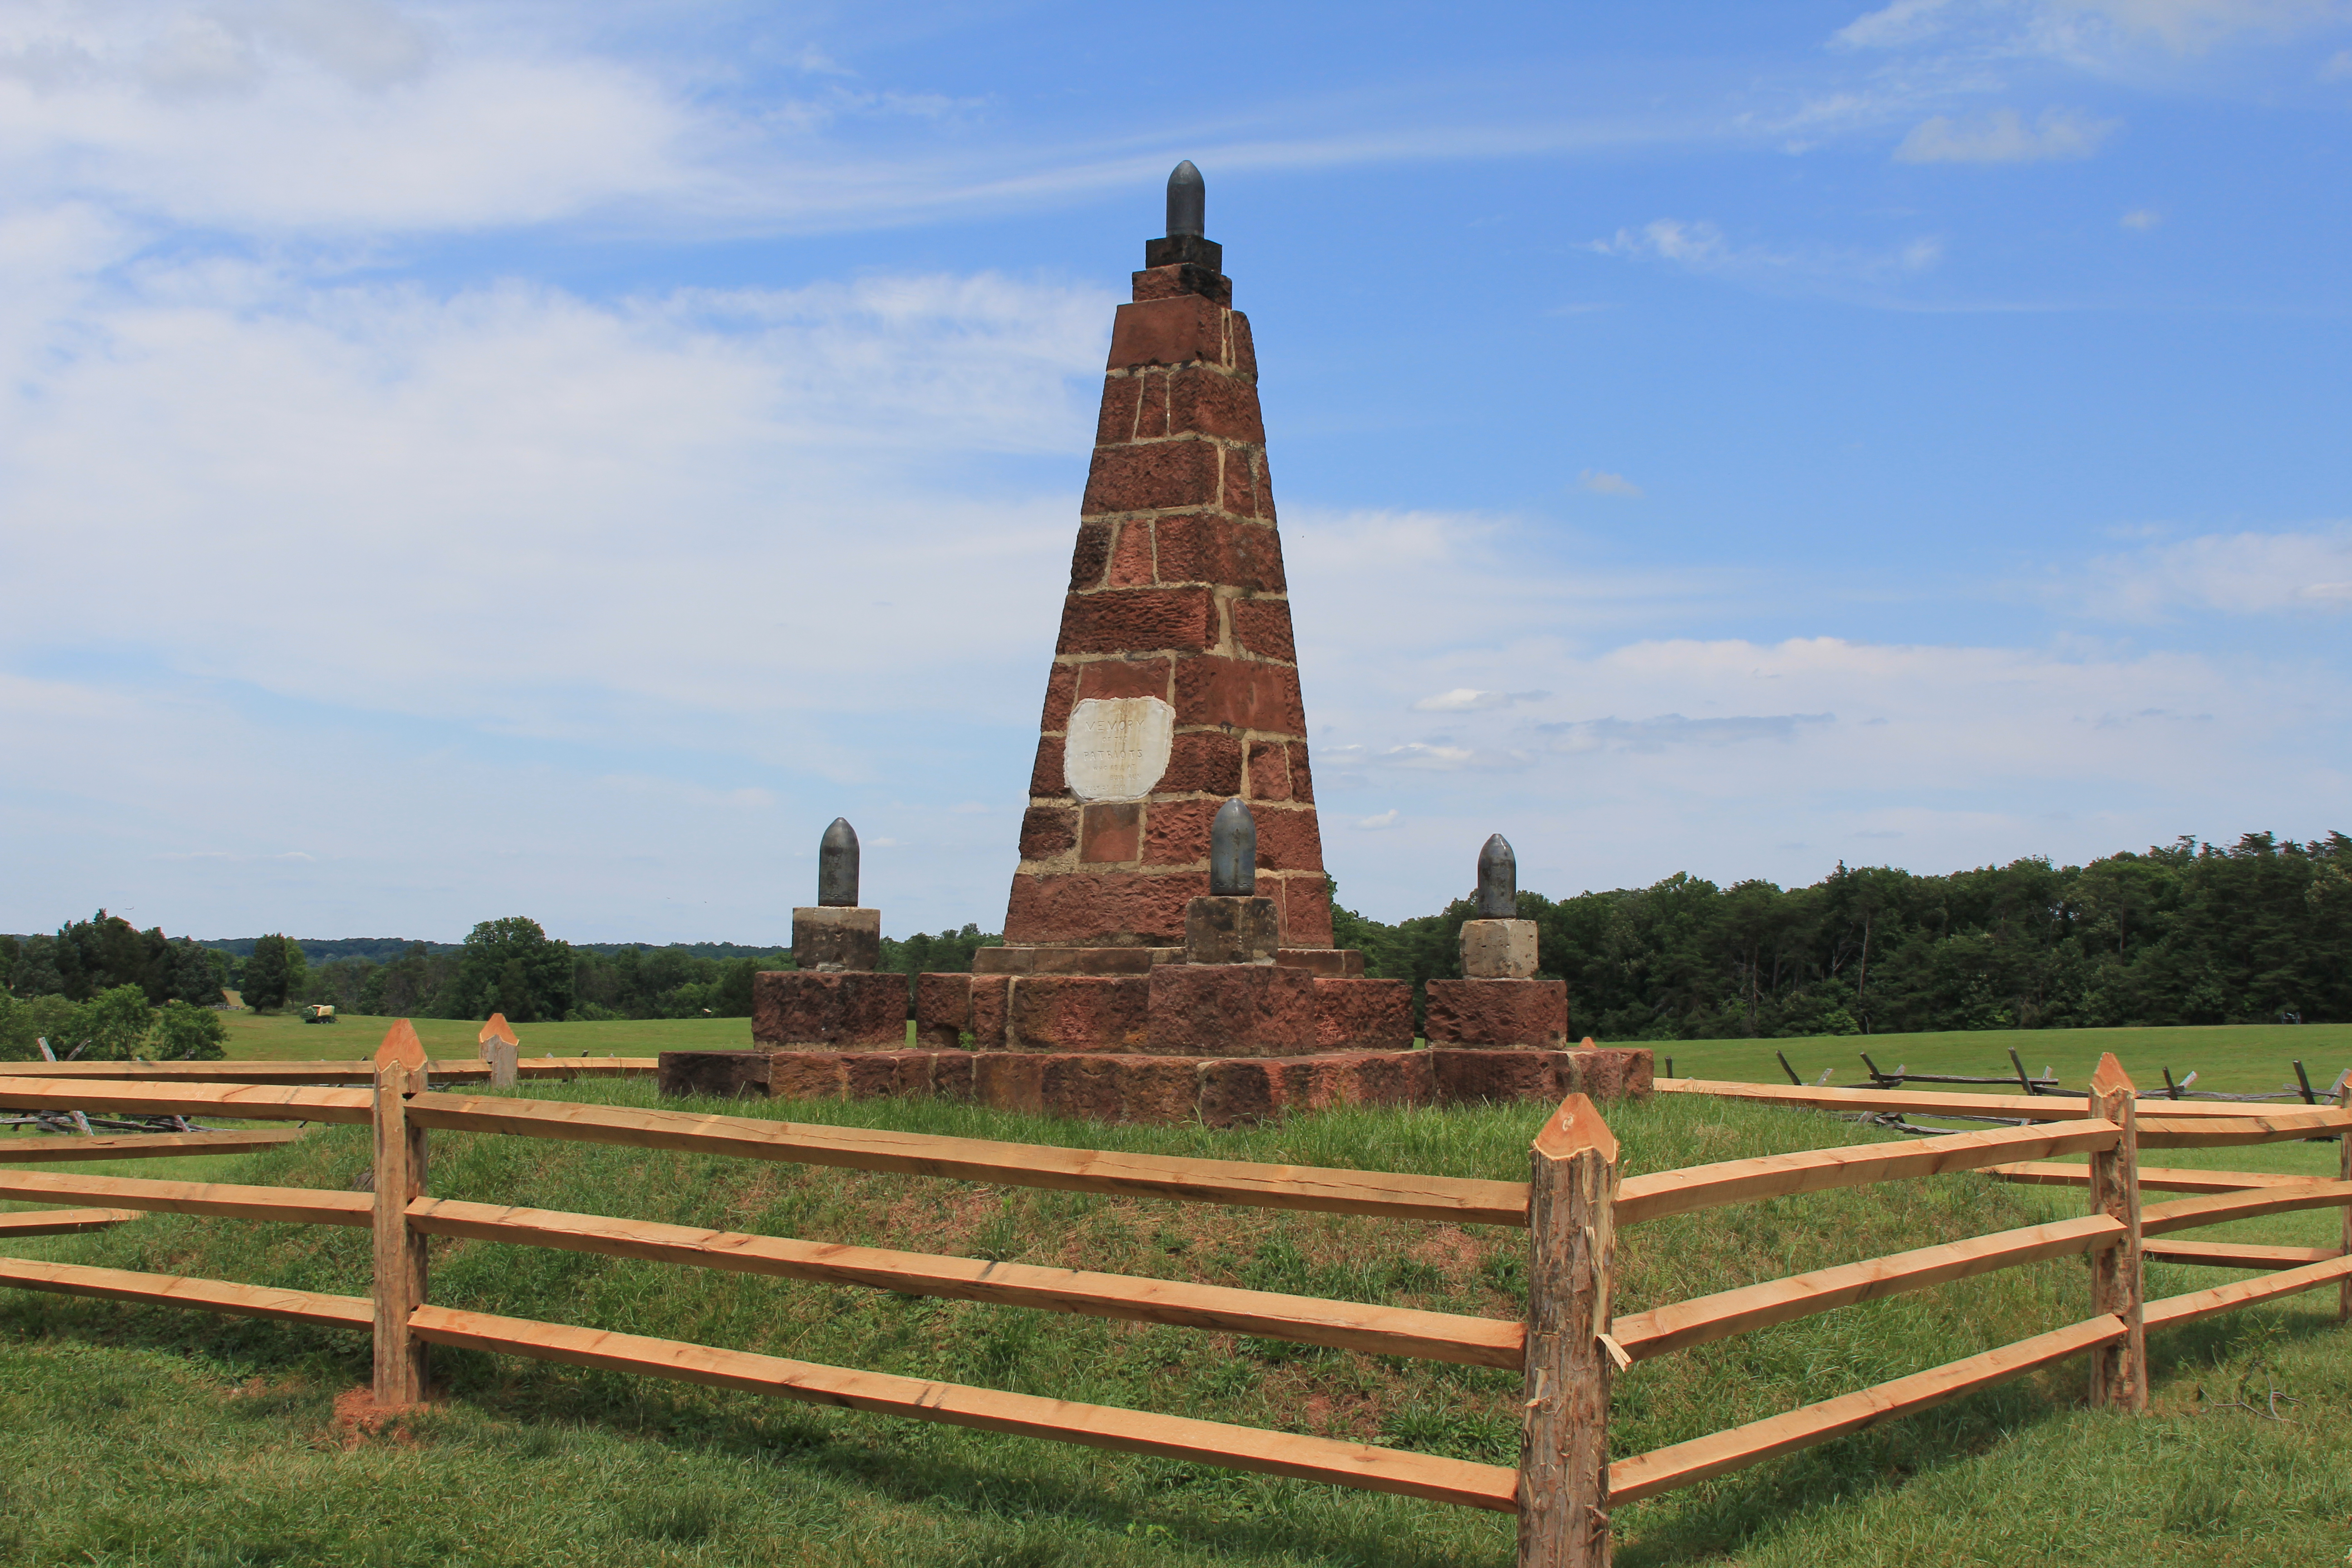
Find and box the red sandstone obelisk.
[1000,161,1332,961]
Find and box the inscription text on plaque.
[1063,697,1176,802]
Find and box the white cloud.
[1354,810,1401,830]
[2079,526,2352,617]
[2325,46,2352,75]
[1578,469,1645,498]
[1838,0,2352,57]
[1587,218,1945,292]
[1896,108,2118,162]
[2121,207,2162,228]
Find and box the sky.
[1,0,2347,946]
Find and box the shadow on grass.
[0,1296,1509,1568]
[1616,1301,2352,1566]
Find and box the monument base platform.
[656,1045,1651,1127]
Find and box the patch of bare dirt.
[328,1386,429,1450]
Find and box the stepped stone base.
[914,969,1411,1055]
[752,971,907,1049]
[1425,977,1569,1049]
[655,1045,1651,1126]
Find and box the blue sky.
[2,0,2347,945]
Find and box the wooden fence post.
[477,1012,519,1089]
[372,1019,430,1406]
[2338,1077,2350,1323]
[1520,1093,1618,1568]
[2086,1052,2145,1411]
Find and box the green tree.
[241,934,304,1011]
[453,917,573,1023]
[151,1000,229,1060]
[56,985,157,1061]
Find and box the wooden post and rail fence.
[1,1034,2351,1566]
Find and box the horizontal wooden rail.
[0,1075,370,1125]
[1657,1078,2281,1122]
[404,1093,1533,1225]
[2141,1180,2352,1238]
[0,1170,368,1227]
[0,1208,137,1237]
[409,1198,1525,1367]
[1612,1215,2120,1363]
[2138,1109,2352,1148]
[0,1254,372,1328]
[1982,1162,2325,1194]
[409,1304,1523,1511]
[2144,1254,2352,1329]
[0,1059,656,1084]
[2143,1240,2338,1270]
[1615,1122,2118,1225]
[1606,1315,2124,1505]
[0,1130,307,1163]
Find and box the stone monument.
[658,163,1652,1121]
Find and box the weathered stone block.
[1197,1057,1279,1126]
[1229,598,1295,662]
[1106,295,1226,370]
[1152,514,1285,593]
[657,1050,771,1099]
[1146,963,1317,1055]
[973,1051,1046,1114]
[1117,1056,1203,1122]
[1251,806,1323,872]
[1081,802,1142,863]
[1173,655,1304,734]
[1459,919,1538,980]
[968,974,1009,1049]
[914,972,970,1049]
[1313,976,1413,1050]
[1005,974,1151,1052]
[1182,895,1282,965]
[1274,874,1335,947]
[753,970,907,1049]
[793,906,881,972]
[1276,948,1364,978]
[1424,977,1568,1049]
[1080,442,1223,515]
[1057,584,1216,654]
[1076,656,1173,702]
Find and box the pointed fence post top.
[477,1013,519,1047]
[2088,1052,2136,1099]
[1533,1093,1617,1165]
[374,1018,427,1073]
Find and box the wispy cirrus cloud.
[1895,107,2118,162]
[2078,526,2352,618]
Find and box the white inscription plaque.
[1063,697,1176,802]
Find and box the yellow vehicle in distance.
[300,1004,336,1024]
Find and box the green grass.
[0,1084,2348,1564]
[221,1011,2352,1106]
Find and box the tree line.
[10,830,2338,1043]
[1,915,1000,1029]
[1335,831,2352,1039]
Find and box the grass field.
[0,1076,2348,1566]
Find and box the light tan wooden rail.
[1983,1161,2323,1194]
[0,1208,138,1237]
[1614,1122,2117,1225]
[403,1092,1534,1225]
[0,1058,655,1084]
[1656,1077,2302,1121]
[1612,1215,2121,1362]
[0,1130,306,1162]
[407,1196,1525,1367]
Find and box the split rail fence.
[1,1034,2349,1568]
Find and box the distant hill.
[197,937,460,962]
[196,937,788,962]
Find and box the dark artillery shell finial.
[1475,833,1517,919]
[818,818,860,907]
[1166,160,1205,239]
[1210,798,1256,896]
